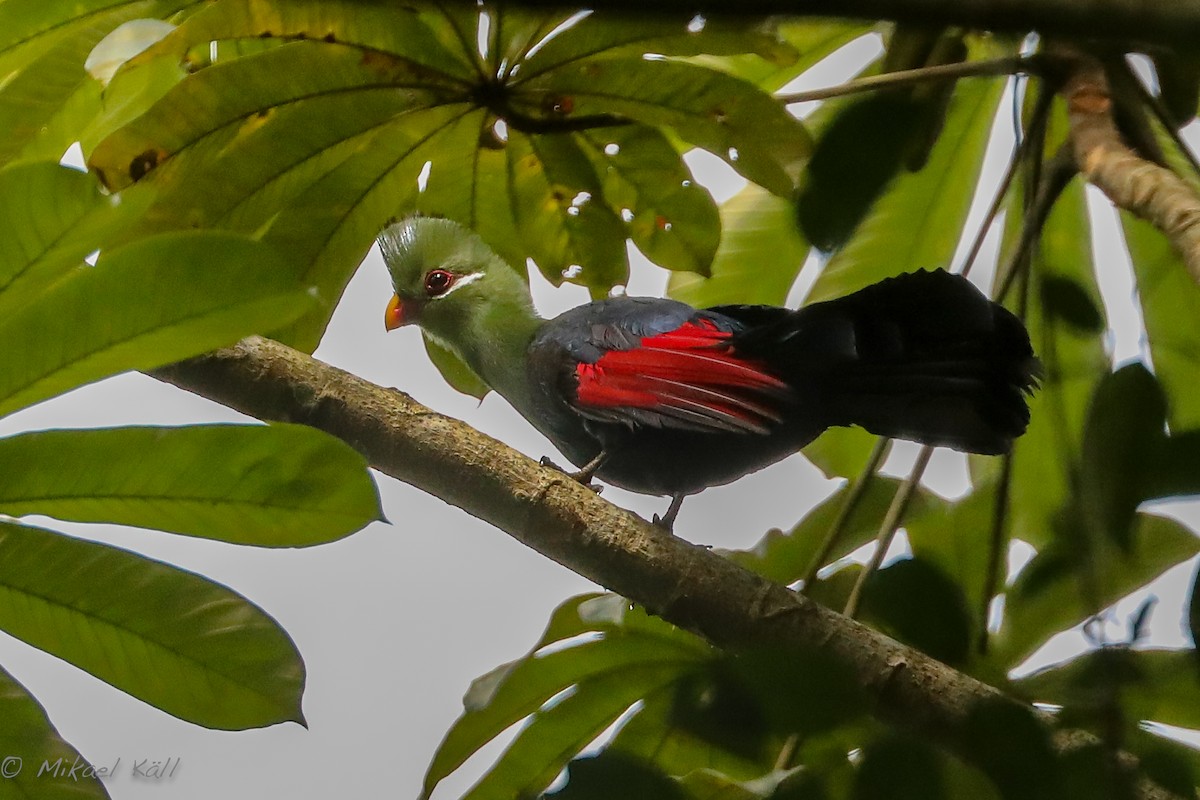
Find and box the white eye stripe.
[431,271,484,299]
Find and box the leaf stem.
[799,437,889,594]
[976,451,1014,655]
[778,55,1040,106]
[844,445,934,619]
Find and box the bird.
[380,216,1039,529]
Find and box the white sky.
[0,33,1197,799]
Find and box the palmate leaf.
[0,520,305,729]
[0,424,382,546]
[0,230,312,419]
[423,594,709,799]
[83,0,804,351]
[0,663,109,799]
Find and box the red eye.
[424,269,455,297]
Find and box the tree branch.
[152,338,1178,799]
[1059,49,1200,284]
[496,0,1200,49]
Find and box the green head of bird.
[379,217,536,348]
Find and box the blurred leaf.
[0,519,304,728]
[862,557,972,666]
[1150,50,1200,127]
[1007,178,1107,551]
[0,231,311,418]
[0,162,114,316]
[724,646,868,737]
[0,0,195,164]
[1039,274,1105,333]
[0,663,109,799]
[804,55,1003,300]
[1128,727,1200,800]
[424,333,490,400]
[424,594,707,798]
[731,478,947,586]
[545,751,686,800]
[1078,363,1167,552]
[852,734,946,800]
[959,698,1059,800]
[1020,648,1200,731]
[1190,559,1200,660]
[669,182,808,308]
[796,93,925,251]
[693,21,870,91]
[906,481,997,623]
[461,664,684,800]
[996,514,1200,667]
[802,427,887,481]
[609,682,777,783]
[1057,742,1136,800]
[0,424,382,546]
[1123,213,1200,429]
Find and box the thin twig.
[995,147,1078,302]
[1129,72,1200,180]
[778,55,1039,106]
[844,445,935,619]
[959,87,1055,279]
[976,451,1014,655]
[799,437,889,594]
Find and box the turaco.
[381,216,1039,529]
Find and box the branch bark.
[1059,49,1200,283]
[498,0,1200,49]
[153,338,1178,799]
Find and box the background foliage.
[2,1,1200,798]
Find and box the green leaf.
[521,57,810,195]
[853,735,947,800]
[423,594,707,798]
[545,751,687,800]
[0,0,195,164]
[691,21,871,92]
[731,478,947,586]
[0,163,113,315]
[905,482,998,622]
[0,424,381,546]
[802,427,888,481]
[1019,648,1200,731]
[668,182,808,308]
[462,663,684,800]
[862,557,972,666]
[995,514,1200,667]
[1006,178,1107,551]
[580,125,720,276]
[805,63,1004,301]
[0,662,110,799]
[0,231,312,418]
[1078,363,1167,551]
[0,519,304,729]
[796,92,926,251]
[1123,212,1200,429]
[958,698,1058,800]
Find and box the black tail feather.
[716,270,1040,454]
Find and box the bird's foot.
[539,454,605,492]
[652,494,687,532]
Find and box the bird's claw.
[539,455,602,492]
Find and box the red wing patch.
[574,319,790,434]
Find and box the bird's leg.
[539,450,607,491]
[653,493,687,531]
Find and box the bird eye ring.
[424,269,456,297]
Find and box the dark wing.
[552,300,792,435]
